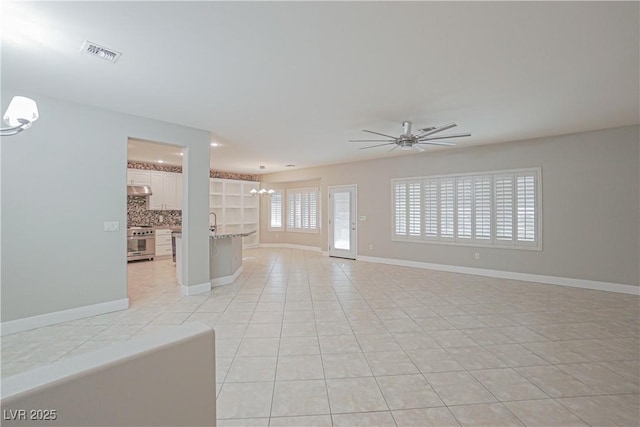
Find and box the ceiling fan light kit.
[1,96,40,137]
[348,120,470,152]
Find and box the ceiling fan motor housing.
[398,137,415,149]
[402,121,412,135]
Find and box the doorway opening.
[126,138,185,305]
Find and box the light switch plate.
[359,215,367,221]
[104,221,120,232]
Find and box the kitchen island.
[173,229,256,287]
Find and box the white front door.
[328,185,357,259]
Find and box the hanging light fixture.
[1,96,39,136]
[250,186,275,196]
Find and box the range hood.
[127,185,153,196]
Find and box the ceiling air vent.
[81,40,121,63]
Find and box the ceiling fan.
[348,121,471,152]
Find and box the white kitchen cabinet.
[127,169,151,185]
[155,228,173,258]
[209,178,260,248]
[149,171,180,210]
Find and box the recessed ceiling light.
[158,160,164,164]
[179,152,184,156]
[210,142,220,147]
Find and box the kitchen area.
[126,138,260,296]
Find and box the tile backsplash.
[127,161,258,181]
[127,196,181,227]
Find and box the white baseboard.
[259,243,322,253]
[210,266,244,287]
[1,298,130,336]
[181,281,212,296]
[357,255,639,295]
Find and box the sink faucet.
[209,212,217,232]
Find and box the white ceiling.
[127,138,184,167]
[2,2,638,174]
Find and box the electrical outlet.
[359,215,367,221]
[369,244,374,251]
[104,221,120,232]
[474,252,480,260]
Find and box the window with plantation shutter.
[286,187,319,233]
[516,173,536,244]
[474,176,491,240]
[456,177,472,240]
[392,168,540,250]
[408,181,422,237]
[424,180,438,238]
[269,190,283,230]
[393,181,407,236]
[495,174,514,243]
[440,178,455,239]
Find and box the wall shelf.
[209,178,260,247]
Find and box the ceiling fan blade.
[360,142,396,150]
[419,132,471,141]
[416,122,457,138]
[348,139,395,143]
[413,145,425,152]
[362,129,398,139]
[416,141,456,146]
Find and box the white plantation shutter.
[287,188,319,232]
[456,177,472,240]
[516,173,536,243]
[440,178,455,239]
[301,192,310,228]
[408,181,422,237]
[440,178,455,238]
[474,176,491,240]
[392,168,539,248]
[495,174,514,243]
[308,191,318,229]
[394,181,408,237]
[424,179,438,238]
[287,191,294,229]
[270,191,283,229]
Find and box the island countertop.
[172,229,257,240]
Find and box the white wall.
[261,125,640,287]
[1,92,211,324]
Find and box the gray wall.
[1,92,211,323]
[261,125,640,286]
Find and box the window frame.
[391,167,542,251]
[286,187,320,234]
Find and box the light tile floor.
[2,248,639,426]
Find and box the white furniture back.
[0,322,216,426]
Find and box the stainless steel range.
[127,226,155,262]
